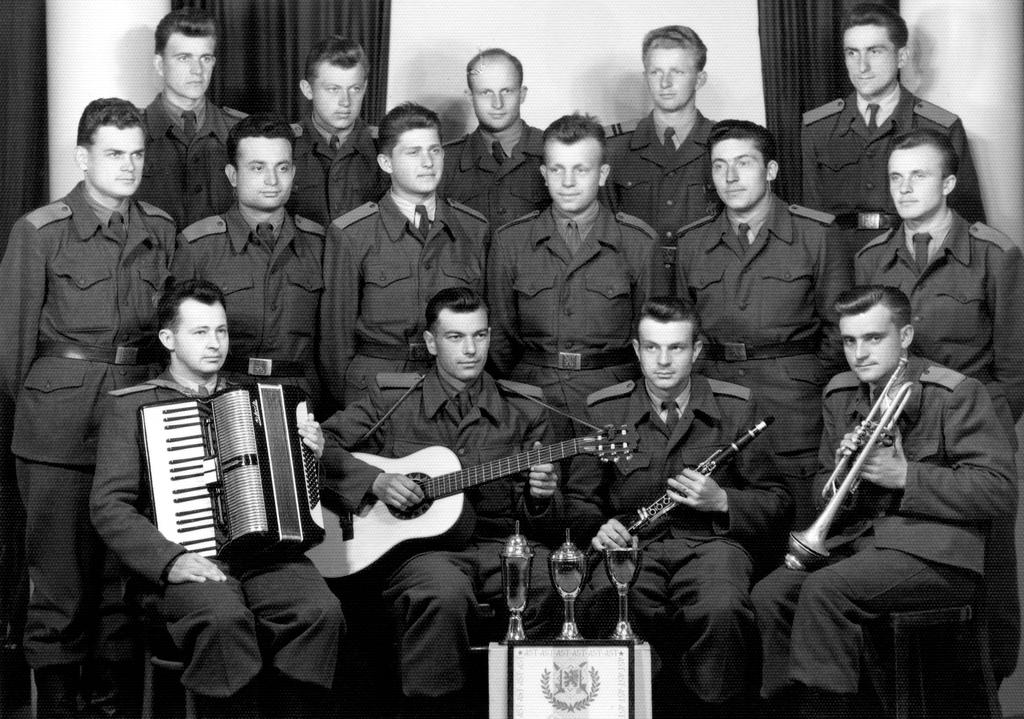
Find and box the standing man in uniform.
[0,98,176,717]
[138,7,245,228]
[172,115,328,412]
[604,26,717,285]
[288,35,387,227]
[801,2,983,261]
[855,128,1024,676]
[439,48,548,229]
[488,113,657,430]
[320,102,488,407]
[675,120,850,529]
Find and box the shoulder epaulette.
[604,118,640,138]
[496,379,544,400]
[108,382,156,397]
[181,215,226,243]
[615,212,656,239]
[674,214,716,237]
[803,99,844,126]
[919,365,966,391]
[367,125,378,140]
[222,106,247,120]
[25,202,71,230]
[290,122,303,137]
[913,100,958,128]
[331,202,379,232]
[375,372,424,390]
[587,380,636,406]
[137,201,174,223]
[787,204,835,225]
[495,210,541,235]
[445,198,487,224]
[824,371,860,396]
[706,378,751,401]
[855,229,896,258]
[968,222,1014,252]
[293,215,325,237]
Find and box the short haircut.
[542,113,606,164]
[708,119,778,164]
[378,102,442,156]
[76,98,144,147]
[889,128,959,177]
[304,35,368,80]
[636,296,702,342]
[842,2,909,49]
[425,287,487,330]
[226,114,295,166]
[641,25,708,71]
[157,278,226,333]
[834,285,912,329]
[155,7,217,55]
[466,48,524,88]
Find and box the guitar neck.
[423,438,584,499]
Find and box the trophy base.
[502,613,527,643]
[555,622,583,641]
[610,621,643,643]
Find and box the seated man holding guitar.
[567,297,792,719]
[319,287,632,715]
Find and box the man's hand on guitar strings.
[527,441,558,499]
[372,472,425,510]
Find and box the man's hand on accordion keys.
[296,401,324,459]
[167,552,227,584]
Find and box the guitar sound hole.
[388,473,434,520]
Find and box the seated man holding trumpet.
[751,285,1017,719]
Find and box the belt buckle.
[722,342,747,362]
[114,346,138,365]
[557,351,582,371]
[247,357,272,376]
[408,344,431,362]
[857,212,882,230]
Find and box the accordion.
[140,383,325,559]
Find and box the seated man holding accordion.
[751,285,1017,719]
[90,279,369,719]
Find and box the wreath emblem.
[540,661,600,712]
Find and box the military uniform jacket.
[0,182,175,464]
[675,196,851,454]
[319,194,488,405]
[816,358,1016,573]
[287,116,387,227]
[487,204,657,376]
[854,213,1024,424]
[136,94,244,228]
[320,369,561,544]
[604,112,717,246]
[566,375,790,552]
[439,123,548,228]
[801,89,983,222]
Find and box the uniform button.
[914,315,922,322]
[119,369,127,376]
[424,262,432,270]
[44,381,51,390]
[665,231,673,239]
[665,199,674,206]
[866,150,875,158]
[667,171,676,178]
[271,304,279,311]
[565,307,574,316]
[193,185,203,194]
[865,183,875,190]
[739,302,748,310]
[457,447,466,456]
[499,208,508,216]
[737,369,745,377]
[77,278,87,288]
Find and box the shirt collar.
[644,378,691,417]
[631,111,711,151]
[422,369,503,422]
[532,204,621,250]
[856,84,901,126]
[551,200,600,242]
[463,123,544,170]
[389,191,436,223]
[161,93,207,133]
[625,373,720,427]
[902,207,954,259]
[478,119,524,157]
[157,369,227,398]
[224,204,295,253]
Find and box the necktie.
[108,212,126,243]
[414,205,430,239]
[328,135,341,152]
[492,140,507,165]
[866,103,880,132]
[912,232,932,275]
[663,126,676,148]
[182,111,197,140]
[661,400,679,434]
[737,222,751,249]
[565,220,583,254]
[254,222,274,247]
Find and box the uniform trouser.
[580,538,756,704]
[16,458,133,669]
[146,554,343,698]
[382,540,559,698]
[751,541,979,699]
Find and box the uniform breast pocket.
[362,263,413,321]
[933,289,986,341]
[284,269,324,336]
[583,274,632,335]
[612,175,653,213]
[50,257,115,332]
[440,262,482,292]
[688,267,726,314]
[760,267,814,322]
[818,144,863,173]
[23,358,87,394]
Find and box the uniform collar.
[66,182,155,254]
[461,122,544,171]
[837,88,917,138]
[630,111,712,152]
[873,210,971,270]
[144,94,231,143]
[224,204,296,254]
[421,368,503,423]
[531,204,621,250]
[625,373,720,428]
[856,84,901,126]
[301,115,377,160]
[154,369,228,398]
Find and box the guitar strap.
[497,380,604,432]
[355,373,427,446]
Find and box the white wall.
[386,0,765,140]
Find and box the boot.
[34,665,80,719]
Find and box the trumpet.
[785,357,914,571]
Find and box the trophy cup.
[603,536,644,642]
[500,521,534,642]
[549,529,586,640]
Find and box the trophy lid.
[502,520,534,558]
[551,528,584,561]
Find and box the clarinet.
[626,416,775,535]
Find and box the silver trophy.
[549,529,586,640]
[603,536,643,642]
[500,521,534,642]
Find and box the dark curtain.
[757,0,897,203]
[174,0,391,123]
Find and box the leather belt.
[221,356,305,377]
[703,338,819,362]
[36,340,156,366]
[834,212,900,231]
[356,339,433,363]
[521,347,635,371]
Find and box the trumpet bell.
[784,530,829,571]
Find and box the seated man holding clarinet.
[566,296,791,719]
[751,285,1017,719]
[90,279,374,719]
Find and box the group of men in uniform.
[0,3,1021,719]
